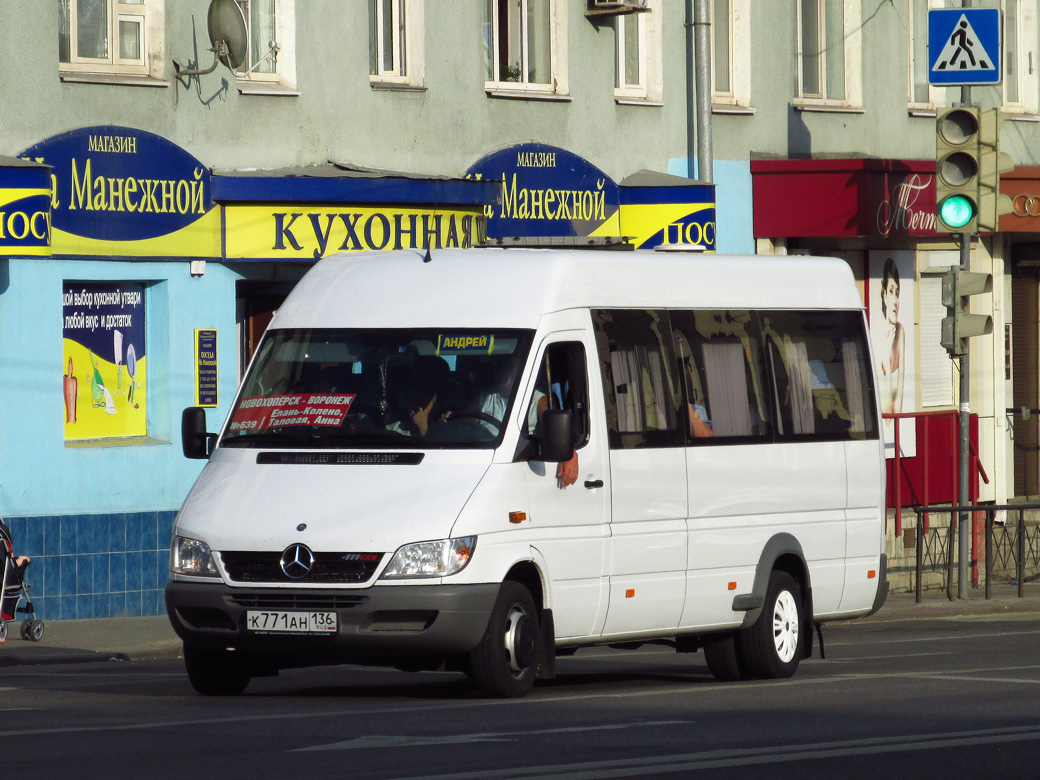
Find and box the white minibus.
[167,247,888,697]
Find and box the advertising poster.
[868,250,916,458]
[63,282,146,440]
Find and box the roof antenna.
[423,247,433,263]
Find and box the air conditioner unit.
[586,0,649,18]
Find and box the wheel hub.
[504,606,537,676]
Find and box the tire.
[183,645,252,696]
[741,570,803,679]
[20,619,32,641]
[0,619,7,643]
[703,633,750,682]
[29,620,44,642]
[468,581,540,698]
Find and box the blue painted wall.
[669,158,755,255]
[0,257,240,619]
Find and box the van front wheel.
[468,581,539,698]
[742,570,803,679]
[183,645,252,696]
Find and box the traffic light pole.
[957,230,971,601]
[957,75,972,601]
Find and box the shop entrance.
[236,271,309,377]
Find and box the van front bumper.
[165,580,499,662]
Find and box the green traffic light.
[939,195,975,229]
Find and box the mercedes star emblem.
[280,543,316,579]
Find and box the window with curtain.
[235,0,277,75]
[999,0,1039,114]
[59,0,158,77]
[614,1,662,103]
[909,0,937,108]
[762,310,877,440]
[615,10,645,94]
[798,0,846,100]
[369,0,424,87]
[593,309,682,450]
[672,310,772,442]
[711,0,751,109]
[485,0,565,94]
[230,0,297,91]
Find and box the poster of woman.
[869,251,916,457]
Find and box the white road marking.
[291,721,687,752]
[386,725,1040,780]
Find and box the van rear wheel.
[183,645,252,696]
[468,581,539,698]
[741,570,803,679]
[703,633,751,681]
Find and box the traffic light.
[940,268,992,356]
[935,107,981,233]
[977,108,1015,232]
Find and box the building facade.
[1,1,1039,619]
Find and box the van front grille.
[220,551,383,584]
[227,593,369,610]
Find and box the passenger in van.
[528,381,579,488]
[687,403,715,438]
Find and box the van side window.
[760,311,878,440]
[524,341,590,448]
[671,310,773,442]
[592,309,683,449]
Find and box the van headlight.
[380,537,476,579]
[170,535,220,577]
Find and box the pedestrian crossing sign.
[929,8,1002,86]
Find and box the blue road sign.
[929,8,1001,86]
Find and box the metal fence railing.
[910,503,1040,602]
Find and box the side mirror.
[182,407,216,459]
[538,409,574,464]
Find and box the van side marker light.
[728,581,737,591]
[868,570,877,579]
[509,512,527,524]
[625,589,635,598]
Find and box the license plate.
[245,610,338,635]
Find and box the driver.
[387,356,452,438]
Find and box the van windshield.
[222,328,534,449]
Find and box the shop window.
[711,0,751,111]
[58,0,164,81]
[761,310,877,441]
[795,0,862,110]
[369,0,425,89]
[593,309,682,449]
[233,0,297,94]
[62,281,148,442]
[1002,0,1039,115]
[671,310,773,442]
[484,0,568,97]
[614,0,662,104]
[908,0,944,112]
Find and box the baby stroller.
[0,519,44,643]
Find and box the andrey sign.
[21,126,220,258]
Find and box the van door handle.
[584,479,604,489]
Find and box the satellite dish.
[174,0,249,79]
[207,0,248,72]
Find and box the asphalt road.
[2,613,1040,780]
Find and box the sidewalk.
[0,585,1037,668]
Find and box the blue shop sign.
[467,144,620,239]
[21,127,215,252]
